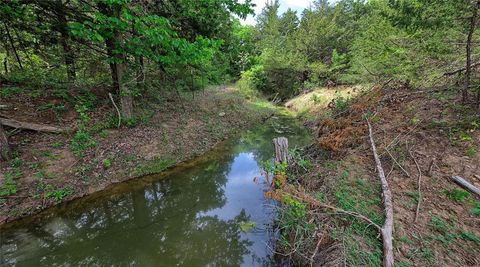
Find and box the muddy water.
[0,116,310,267]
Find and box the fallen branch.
[450,176,480,196]
[409,150,422,223]
[0,117,65,133]
[444,61,480,76]
[108,93,121,128]
[367,119,394,267]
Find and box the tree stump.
[0,124,11,161]
[273,137,289,164]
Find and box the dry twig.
[409,150,422,223]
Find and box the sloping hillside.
[275,83,479,266]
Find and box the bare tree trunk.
[0,124,11,162]
[3,23,23,70]
[464,0,480,104]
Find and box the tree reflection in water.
[1,116,310,267]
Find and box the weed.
[394,261,413,267]
[443,188,470,202]
[459,230,480,243]
[45,186,74,201]
[464,147,476,157]
[429,216,457,247]
[70,130,97,156]
[50,142,63,148]
[323,160,337,170]
[470,201,480,216]
[0,86,22,97]
[411,116,420,126]
[310,94,324,104]
[99,130,109,138]
[0,173,17,197]
[289,148,312,170]
[9,157,22,168]
[332,95,349,115]
[123,117,138,128]
[103,154,113,169]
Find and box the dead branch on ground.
[0,117,66,133]
[367,119,394,267]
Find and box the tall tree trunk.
[112,5,133,119]
[105,38,120,93]
[56,4,76,82]
[0,124,11,162]
[464,0,480,104]
[3,23,23,70]
[98,2,119,93]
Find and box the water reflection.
[1,116,310,267]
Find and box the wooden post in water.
[273,137,289,164]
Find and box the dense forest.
[0,0,479,266]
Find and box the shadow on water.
[0,115,311,266]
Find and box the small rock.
[219,112,226,117]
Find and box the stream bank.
[0,87,276,225]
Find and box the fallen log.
[0,118,66,133]
[367,119,394,267]
[450,176,480,197]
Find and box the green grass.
[333,168,383,266]
[443,188,471,202]
[470,201,480,216]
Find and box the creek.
[0,115,311,266]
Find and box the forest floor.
[0,85,275,225]
[276,83,480,266]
